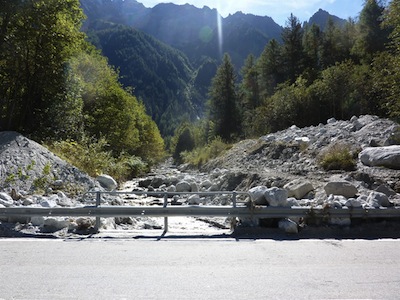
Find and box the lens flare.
[216,0,223,57]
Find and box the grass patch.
[181,137,231,167]
[46,137,148,182]
[317,143,357,171]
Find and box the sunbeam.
[216,0,223,57]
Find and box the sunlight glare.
[216,0,223,57]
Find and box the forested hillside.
[0,0,164,179]
[88,23,205,137]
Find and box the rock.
[324,181,358,198]
[56,192,74,207]
[188,195,201,205]
[176,181,191,192]
[344,198,363,208]
[284,179,314,199]
[115,217,135,225]
[374,184,396,197]
[150,176,164,188]
[264,187,288,207]
[200,180,212,190]
[43,218,70,232]
[249,186,268,205]
[138,178,152,188]
[0,192,14,207]
[76,217,94,229]
[278,219,298,233]
[96,174,117,191]
[359,146,400,169]
[167,185,176,193]
[190,182,199,193]
[10,189,22,200]
[367,191,391,208]
[327,117,337,124]
[39,198,57,208]
[31,216,45,226]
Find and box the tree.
[257,39,284,98]
[207,53,240,141]
[281,14,304,83]
[352,0,390,62]
[0,0,86,138]
[239,54,260,137]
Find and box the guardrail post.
[232,192,237,208]
[163,192,168,233]
[95,191,101,232]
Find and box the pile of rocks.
[0,115,399,236]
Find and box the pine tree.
[208,53,240,141]
[281,14,304,83]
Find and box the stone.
[39,198,57,208]
[56,192,73,207]
[284,179,314,199]
[324,181,358,198]
[43,218,70,231]
[188,195,201,205]
[0,192,14,207]
[176,181,191,192]
[359,146,400,169]
[367,191,391,208]
[138,178,152,188]
[264,187,288,207]
[190,182,199,193]
[249,186,268,205]
[344,198,363,208]
[76,217,94,229]
[96,174,117,191]
[150,176,165,188]
[200,180,212,190]
[278,219,298,234]
[374,184,396,197]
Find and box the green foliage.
[0,0,86,138]
[172,125,196,163]
[181,137,231,167]
[208,54,241,142]
[47,137,148,182]
[32,163,53,191]
[69,50,165,163]
[317,143,357,171]
[87,24,202,137]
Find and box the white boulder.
[0,192,14,207]
[264,187,288,207]
[96,174,118,191]
[249,186,268,205]
[324,181,358,198]
[284,179,314,199]
[359,146,400,169]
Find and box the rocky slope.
[1,115,400,237]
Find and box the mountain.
[305,9,347,31]
[88,23,205,137]
[80,0,282,67]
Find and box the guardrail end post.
[163,192,168,233]
[95,191,101,232]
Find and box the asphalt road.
[1,235,400,299]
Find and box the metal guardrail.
[1,190,400,232]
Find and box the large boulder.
[324,181,358,198]
[0,192,14,207]
[96,174,117,191]
[176,181,191,192]
[367,191,391,208]
[249,186,268,205]
[264,187,288,207]
[359,146,400,169]
[284,179,314,199]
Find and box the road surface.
[1,235,400,299]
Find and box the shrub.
[317,143,356,171]
[46,137,148,182]
[181,137,230,167]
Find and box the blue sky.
[139,0,365,26]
